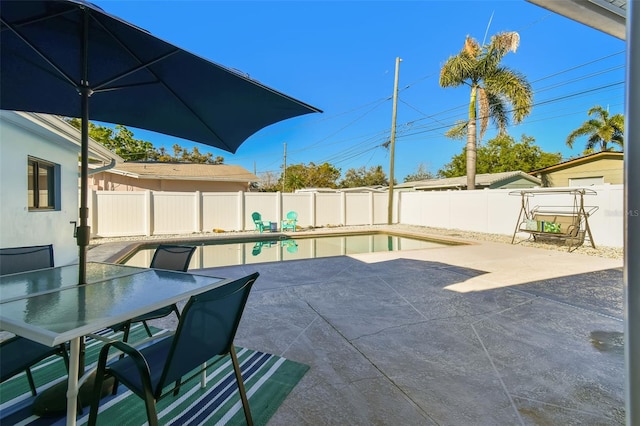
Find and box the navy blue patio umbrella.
[0,0,321,284]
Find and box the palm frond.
[477,87,490,140]
[486,92,508,136]
[445,120,468,140]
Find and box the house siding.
[90,172,250,192]
[0,112,80,265]
[539,158,623,187]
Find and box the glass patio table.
[0,262,227,426]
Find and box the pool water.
[123,233,454,269]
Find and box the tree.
[438,134,562,178]
[276,162,341,192]
[256,171,280,192]
[439,32,533,189]
[339,165,390,188]
[566,105,624,154]
[65,118,224,163]
[404,163,434,182]
[66,118,153,161]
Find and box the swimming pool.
[122,232,459,269]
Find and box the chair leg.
[142,390,159,426]
[230,346,253,426]
[59,344,70,370]
[142,321,153,338]
[122,322,132,343]
[25,368,37,397]
[88,369,106,425]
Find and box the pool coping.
[96,226,477,265]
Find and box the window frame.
[28,156,60,211]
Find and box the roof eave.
[526,0,626,40]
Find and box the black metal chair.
[0,244,54,275]
[112,244,196,342]
[0,244,69,396]
[89,272,259,426]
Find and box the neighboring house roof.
[295,186,386,193]
[340,186,387,193]
[295,188,339,193]
[106,162,258,182]
[398,171,541,191]
[529,151,623,174]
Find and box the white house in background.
[396,171,542,191]
[0,111,121,266]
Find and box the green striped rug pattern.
[0,325,309,425]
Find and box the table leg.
[66,337,81,426]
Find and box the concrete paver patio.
[89,236,624,425]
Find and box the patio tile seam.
[301,299,438,423]
[278,316,321,359]
[470,322,526,426]
[375,275,521,326]
[505,287,624,322]
[469,297,540,326]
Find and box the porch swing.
[510,188,598,251]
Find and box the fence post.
[144,190,152,236]
[89,189,96,237]
[194,191,201,233]
[310,192,316,228]
[238,191,244,231]
[277,191,282,230]
[369,192,374,225]
[341,192,347,226]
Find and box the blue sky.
[94,0,626,181]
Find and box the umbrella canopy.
[0,0,321,283]
[0,0,320,152]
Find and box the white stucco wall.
[0,112,80,266]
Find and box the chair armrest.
[98,339,155,396]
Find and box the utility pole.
[282,142,287,192]
[387,57,401,225]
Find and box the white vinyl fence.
[90,184,624,247]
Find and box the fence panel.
[283,192,312,228]
[94,191,146,237]
[315,193,342,226]
[245,193,279,231]
[202,192,241,231]
[152,192,196,235]
[373,193,389,224]
[345,193,370,225]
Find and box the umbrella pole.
[77,8,90,287]
[78,83,89,287]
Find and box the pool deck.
[88,229,625,425]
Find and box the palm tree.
[566,105,624,154]
[439,32,533,189]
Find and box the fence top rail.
[508,188,598,197]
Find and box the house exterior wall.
[0,112,79,265]
[539,158,623,187]
[90,171,250,192]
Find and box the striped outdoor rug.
[0,326,309,425]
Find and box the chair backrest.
[286,211,297,221]
[251,212,262,223]
[150,245,196,272]
[157,272,260,392]
[0,244,54,276]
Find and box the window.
[28,157,59,210]
[568,176,604,187]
